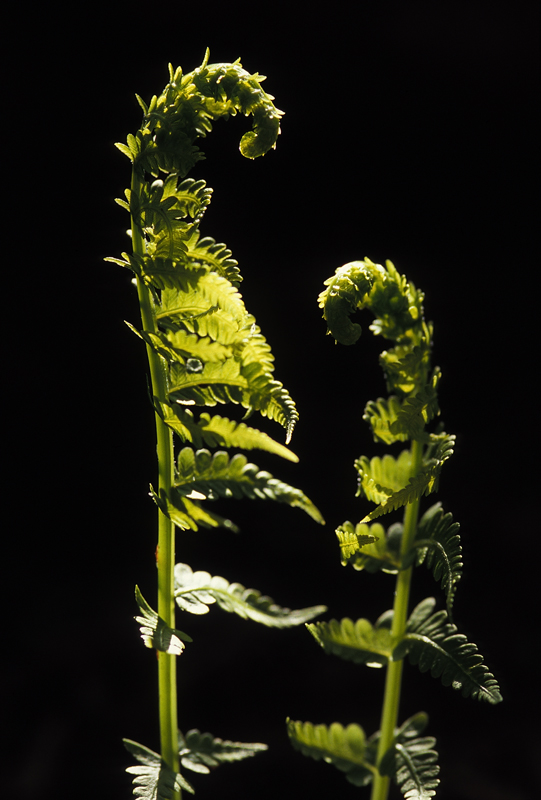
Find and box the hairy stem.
[131,169,181,796]
[371,438,423,800]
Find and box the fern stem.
[371,439,423,800]
[131,169,181,797]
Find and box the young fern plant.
[108,51,325,799]
[287,258,502,799]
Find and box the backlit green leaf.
[123,739,194,798]
[134,586,192,655]
[174,562,326,627]
[178,729,267,774]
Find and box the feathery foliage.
[123,740,194,798]
[336,520,402,573]
[287,712,439,796]
[174,447,324,521]
[178,730,267,774]
[378,714,440,800]
[110,54,325,799]
[306,612,395,667]
[410,503,462,618]
[135,586,193,655]
[289,258,501,799]
[286,718,377,787]
[396,598,502,703]
[174,563,326,627]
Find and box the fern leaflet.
[286,718,377,787]
[134,586,192,655]
[183,230,242,285]
[393,598,502,703]
[409,503,462,618]
[174,562,326,627]
[158,405,298,461]
[378,713,440,800]
[174,447,323,523]
[117,53,284,179]
[356,450,413,504]
[363,396,409,445]
[379,713,440,800]
[392,741,439,800]
[388,369,441,440]
[150,483,239,533]
[336,520,402,573]
[178,729,267,774]
[306,611,395,667]
[136,326,233,365]
[123,739,194,798]
[358,434,455,523]
[157,280,247,334]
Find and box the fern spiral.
[109,53,325,800]
[289,257,501,800]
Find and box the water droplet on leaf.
[186,358,203,374]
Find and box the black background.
[7,2,539,799]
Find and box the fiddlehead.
[116,50,283,179]
[290,256,501,800]
[110,54,324,799]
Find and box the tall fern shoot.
[287,257,502,799]
[108,51,325,799]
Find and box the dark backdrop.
[7,2,539,799]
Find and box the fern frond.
[161,305,298,441]
[139,327,233,366]
[191,60,283,159]
[164,305,241,345]
[380,340,432,396]
[134,586,192,654]
[173,447,322,522]
[178,729,267,774]
[368,260,426,343]
[151,483,239,533]
[318,260,378,345]
[140,175,212,229]
[363,396,409,445]
[335,521,380,565]
[183,229,242,285]
[306,611,395,667]
[286,718,377,787]
[359,473,431,523]
[336,520,402,573]
[132,56,283,178]
[356,449,413,504]
[174,562,326,627]
[124,253,207,291]
[158,276,248,334]
[359,434,455,523]
[159,405,298,461]
[242,370,299,442]
[147,225,194,263]
[379,713,440,800]
[388,369,441,440]
[123,739,194,798]
[393,598,502,703]
[392,741,439,800]
[130,265,299,441]
[410,503,462,618]
[318,258,427,348]
[134,175,208,261]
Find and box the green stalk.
[370,438,423,800]
[131,169,181,796]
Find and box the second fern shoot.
[287,257,502,800]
